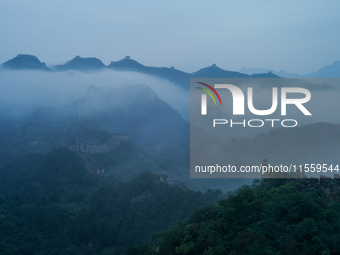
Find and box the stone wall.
[70,133,129,153]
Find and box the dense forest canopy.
[0,148,222,255]
[128,178,340,255]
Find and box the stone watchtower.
[70,137,85,153]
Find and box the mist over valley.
[0,53,340,254]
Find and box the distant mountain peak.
[191,64,249,78]
[1,54,52,71]
[308,60,340,78]
[53,56,105,71]
[107,56,191,88]
[108,56,146,70]
[250,71,280,78]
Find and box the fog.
[2,69,340,181]
[0,69,190,120]
[1,69,339,141]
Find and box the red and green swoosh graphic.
[196,82,222,106]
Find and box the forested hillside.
[131,178,340,255]
[0,148,222,255]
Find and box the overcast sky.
[1,0,339,74]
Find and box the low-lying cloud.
[1,70,339,140]
[0,69,190,119]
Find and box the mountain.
[306,60,340,78]
[0,83,252,192]
[108,56,191,88]
[240,66,301,78]
[247,77,333,91]
[77,84,190,158]
[0,84,189,175]
[1,54,52,71]
[274,69,301,78]
[240,66,270,75]
[250,71,280,78]
[0,84,189,164]
[109,58,279,88]
[1,54,282,89]
[192,64,249,78]
[53,56,105,71]
[108,56,146,70]
[0,148,222,254]
[240,60,340,78]
[134,177,340,254]
[1,54,337,93]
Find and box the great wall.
[261,159,340,201]
[70,134,188,190]
[70,133,129,153]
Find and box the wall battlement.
[70,133,129,153]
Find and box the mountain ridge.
[1,54,52,71]
[1,54,275,86]
[240,60,340,78]
[53,56,105,71]
[2,54,339,89]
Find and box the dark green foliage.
[0,148,221,255]
[135,179,340,255]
